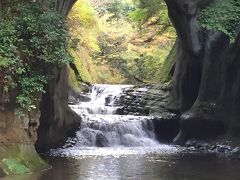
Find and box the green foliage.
[129,0,175,44]
[199,0,240,42]
[0,2,72,111]
[121,48,172,83]
[129,8,148,23]
[129,0,167,24]
[97,0,134,18]
[16,3,72,64]
[16,76,47,111]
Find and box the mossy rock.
[0,144,48,177]
[1,158,30,175]
[159,42,177,83]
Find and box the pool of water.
[3,148,240,180]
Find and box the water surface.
[3,150,240,180]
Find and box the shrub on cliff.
[0,2,72,111]
[199,0,240,42]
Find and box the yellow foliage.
[68,0,100,52]
[67,0,126,87]
[67,0,176,85]
[69,0,96,27]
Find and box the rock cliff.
[164,0,240,144]
[36,65,81,152]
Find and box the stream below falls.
[4,84,240,180]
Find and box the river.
[3,84,240,180]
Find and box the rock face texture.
[0,110,40,144]
[36,65,81,152]
[114,85,171,117]
[0,87,40,144]
[0,89,47,177]
[114,85,180,142]
[164,0,240,143]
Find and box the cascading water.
[50,84,179,158]
[69,84,159,148]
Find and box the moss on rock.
[0,144,48,177]
[159,42,176,83]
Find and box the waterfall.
[69,84,159,147]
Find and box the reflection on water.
[49,146,181,158]
[2,149,240,180]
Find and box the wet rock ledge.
[113,84,180,143]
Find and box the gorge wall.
[164,0,240,144]
[0,0,81,176]
[0,85,39,144]
[35,65,81,152]
[0,87,47,176]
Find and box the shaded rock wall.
[36,65,81,152]
[0,76,47,178]
[164,0,240,143]
[0,87,40,144]
[0,110,40,144]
